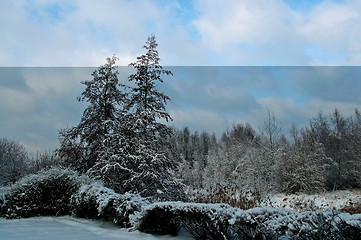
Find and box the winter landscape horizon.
[1,51,361,239]
[2,0,361,239]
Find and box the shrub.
[136,202,236,239]
[136,203,361,239]
[0,167,85,218]
[112,192,150,227]
[71,182,149,228]
[0,190,6,212]
[70,182,111,219]
[176,204,232,240]
[231,207,361,240]
[136,204,179,235]
[0,167,150,227]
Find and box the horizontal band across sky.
[1,66,360,153]
[1,0,361,66]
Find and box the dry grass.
[185,184,261,209]
[341,202,361,214]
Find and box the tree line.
[165,109,361,196]
[3,107,360,198]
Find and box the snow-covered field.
[0,216,192,240]
[262,189,361,212]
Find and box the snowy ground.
[262,189,361,212]
[0,216,193,240]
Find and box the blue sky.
[1,0,361,153]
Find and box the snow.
[0,216,193,240]
[263,189,361,211]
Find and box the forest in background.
[168,108,361,198]
[2,107,361,197]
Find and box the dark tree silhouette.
[58,55,125,172]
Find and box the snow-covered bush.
[0,189,6,210]
[231,207,361,239]
[0,166,150,227]
[71,182,149,227]
[175,204,233,239]
[136,202,361,239]
[137,202,269,239]
[70,182,114,219]
[0,167,86,218]
[137,202,236,239]
[112,192,150,227]
[136,203,179,235]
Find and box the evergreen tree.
[88,35,184,200]
[126,34,173,146]
[58,55,125,172]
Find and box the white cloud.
[22,68,91,97]
[2,0,361,66]
[298,0,361,64]
[299,1,360,46]
[0,88,35,113]
[192,0,309,65]
[258,98,297,118]
[169,108,226,134]
[192,0,361,65]
[193,0,291,48]
[0,0,195,66]
[302,99,361,118]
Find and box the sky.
[1,0,361,153]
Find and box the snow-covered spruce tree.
[58,55,125,173]
[89,35,184,201]
[126,34,173,144]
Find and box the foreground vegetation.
[1,167,360,239]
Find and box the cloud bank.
[4,67,360,153]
